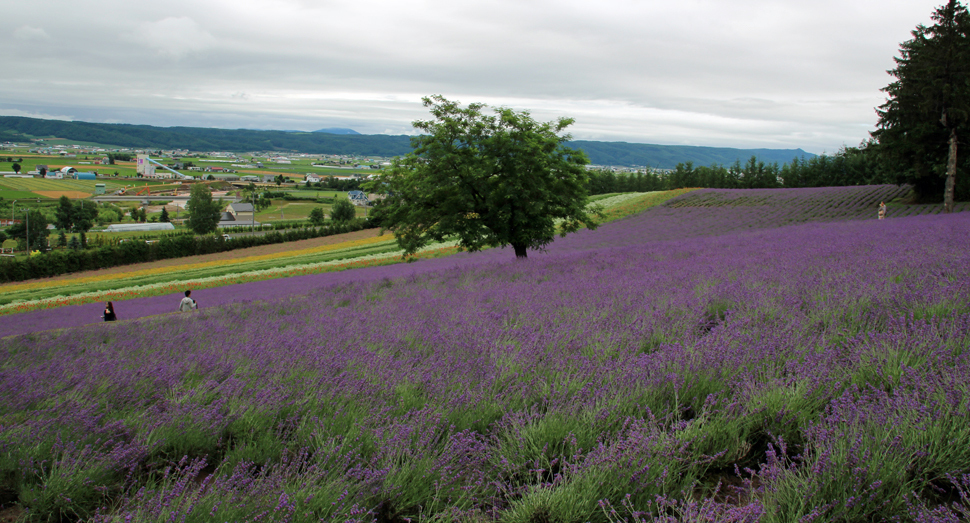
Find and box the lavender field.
[2,187,970,522]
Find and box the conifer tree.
[874,0,970,209]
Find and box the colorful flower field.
[1,186,969,522]
[0,234,403,310]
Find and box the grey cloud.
[13,26,50,40]
[0,0,944,153]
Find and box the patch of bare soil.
[34,190,91,199]
[0,506,22,523]
[0,228,389,288]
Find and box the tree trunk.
[945,127,958,213]
[513,243,528,259]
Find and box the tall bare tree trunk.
[945,127,958,213]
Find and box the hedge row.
[220,219,336,234]
[0,219,373,283]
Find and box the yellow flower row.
[0,233,395,294]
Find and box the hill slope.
[1,187,968,522]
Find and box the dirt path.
[0,228,389,288]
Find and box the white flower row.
[588,191,659,210]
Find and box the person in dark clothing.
[103,302,117,322]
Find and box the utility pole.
[21,208,29,254]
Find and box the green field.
[0,190,40,199]
[255,201,368,222]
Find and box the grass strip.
[595,188,699,223]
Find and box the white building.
[136,154,156,177]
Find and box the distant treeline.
[587,144,912,196]
[0,116,812,169]
[570,140,813,171]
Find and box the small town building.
[217,206,261,228]
[227,202,255,221]
[348,190,369,206]
[136,154,156,177]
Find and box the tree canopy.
[186,183,222,235]
[308,207,325,226]
[329,199,356,223]
[7,209,49,250]
[367,96,596,259]
[54,196,98,233]
[873,0,970,208]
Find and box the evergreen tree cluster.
[587,147,882,195]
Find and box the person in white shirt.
[179,290,198,312]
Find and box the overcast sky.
[0,0,942,154]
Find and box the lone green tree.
[329,199,356,223]
[160,207,170,222]
[366,95,596,259]
[873,0,970,209]
[308,207,325,225]
[12,163,21,174]
[186,183,222,235]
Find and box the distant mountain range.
[0,116,814,169]
[313,128,361,135]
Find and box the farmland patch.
[33,190,90,199]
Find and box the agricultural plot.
[664,185,969,225]
[0,179,127,199]
[0,190,39,199]
[255,202,368,222]
[1,204,969,522]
